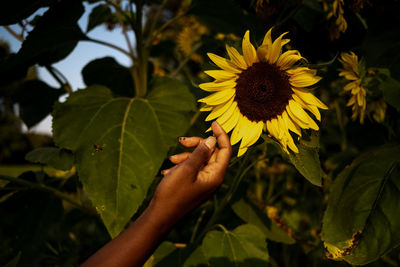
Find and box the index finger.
[211,121,232,166]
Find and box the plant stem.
[105,0,136,31]
[4,26,24,42]
[45,66,72,94]
[85,37,134,60]
[189,209,206,243]
[0,175,86,211]
[146,11,187,47]
[172,42,202,77]
[195,154,258,242]
[133,0,148,97]
[144,0,169,43]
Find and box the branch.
[4,26,24,42]
[0,175,90,212]
[145,11,187,47]
[45,65,72,94]
[171,42,202,77]
[144,0,169,40]
[85,36,135,60]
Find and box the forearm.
[81,200,179,267]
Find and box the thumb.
[183,136,216,172]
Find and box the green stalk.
[194,154,261,242]
[133,0,148,97]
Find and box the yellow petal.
[216,101,237,125]
[292,88,328,109]
[237,146,248,157]
[205,97,234,121]
[282,111,301,137]
[230,113,247,145]
[288,99,310,124]
[277,50,304,70]
[339,71,359,81]
[288,67,322,88]
[242,30,257,67]
[292,94,321,121]
[287,100,319,131]
[219,106,241,133]
[199,80,236,92]
[266,118,280,140]
[240,120,264,148]
[256,45,269,62]
[198,88,235,105]
[287,134,299,153]
[207,53,241,73]
[204,70,237,81]
[200,105,213,111]
[262,28,273,47]
[226,45,247,69]
[266,32,288,64]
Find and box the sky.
[0,2,134,135]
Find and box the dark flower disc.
[234,62,293,122]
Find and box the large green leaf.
[201,224,269,266]
[52,77,196,237]
[0,0,55,25]
[12,79,63,127]
[321,145,400,265]
[231,199,295,244]
[25,147,74,171]
[289,132,324,186]
[82,57,135,97]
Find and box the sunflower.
[198,29,328,157]
[338,51,366,123]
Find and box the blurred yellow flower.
[199,29,328,156]
[177,17,208,63]
[327,0,347,39]
[338,51,367,123]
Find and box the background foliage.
[1,0,400,266]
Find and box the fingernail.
[204,136,216,150]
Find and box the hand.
[81,121,231,267]
[150,121,232,222]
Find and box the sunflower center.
[234,62,293,122]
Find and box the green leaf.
[289,133,324,186]
[12,80,63,127]
[0,0,55,25]
[183,246,208,267]
[231,199,295,244]
[52,78,195,237]
[201,224,269,266]
[82,57,135,97]
[86,4,114,32]
[321,144,400,265]
[25,147,74,171]
[381,75,400,112]
[2,0,85,69]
